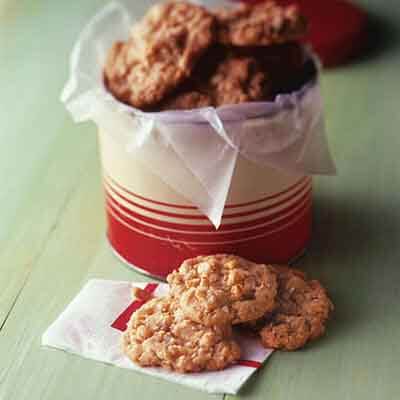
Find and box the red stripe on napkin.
[111,283,158,332]
[143,283,159,295]
[237,360,262,369]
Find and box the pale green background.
[1,0,400,399]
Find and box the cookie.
[160,90,213,111]
[167,254,278,326]
[122,296,240,373]
[230,41,311,95]
[104,1,216,109]
[259,266,334,351]
[159,53,270,110]
[215,1,307,47]
[208,55,271,106]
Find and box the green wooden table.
[1,0,400,399]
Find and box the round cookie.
[215,1,307,47]
[259,265,334,351]
[167,254,278,326]
[207,55,271,106]
[122,296,240,373]
[104,1,216,109]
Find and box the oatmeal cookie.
[167,254,278,326]
[259,266,334,351]
[122,296,240,373]
[230,42,309,95]
[159,53,271,110]
[207,55,271,106]
[104,1,216,109]
[215,1,307,46]
[160,90,213,110]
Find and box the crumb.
[131,286,154,301]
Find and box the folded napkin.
[42,279,273,394]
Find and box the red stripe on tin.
[105,184,311,233]
[143,283,158,295]
[106,174,197,210]
[105,178,311,221]
[107,204,311,277]
[105,174,309,210]
[105,188,311,242]
[106,197,311,247]
[111,283,158,332]
[237,360,263,369]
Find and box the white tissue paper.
[42,280,274,394]
[61,1,336,228]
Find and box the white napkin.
[61,1,336,229]
[42,279,273,394]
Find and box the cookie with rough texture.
[208,55,271,106]
[160,90,213,110]
[259,266,334,351]
[167,254,278,326]
[104,1,216,109]
[122,296,240,373]
[215,1,307,47]
[159,53,271,110]
[231,41,312,95]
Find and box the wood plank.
[0,129,94,327]
[0,0,109,325]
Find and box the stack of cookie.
[122,255,333,373]
[104,0,315,111]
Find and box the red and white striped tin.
[99,128,312,279]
